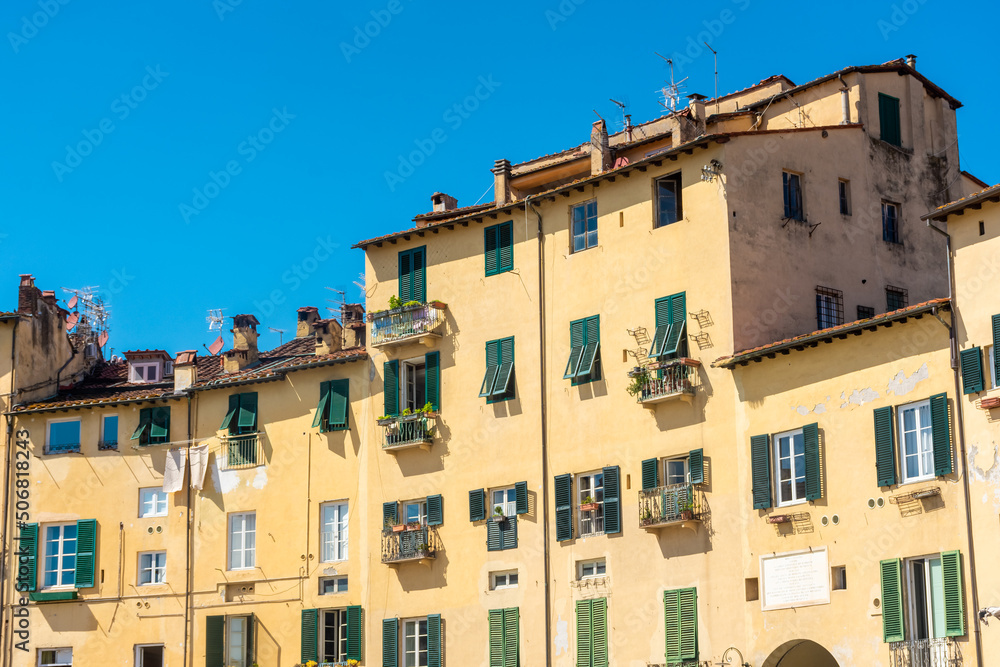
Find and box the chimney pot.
[905,54,917,69]
[227,314,260,371]
[492,159,512,206]
[297,306,320,338]
[431,192,458,213]
[18,274,38,314]
[313,319,344,356]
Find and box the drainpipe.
[183,391,194,667]
[927,219,983,665]
[0,318,17,667]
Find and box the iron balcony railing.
[47,442,80,454]
[381,414,435,450]
[381,525,438,564]
[638,483,704,528]
[633,358,700,404]
[889,637,958,667]
[220,432,265,470]
[369,302,446,347]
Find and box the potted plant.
[406,521,422,531]
[679,498,695,521]
[384,518,405,533]
[388,295,403,310]
[416,542,431,558]
[376,414,396,427]
[420,402,438,418]
[492,506,506,523]
[626,369,650,397]
[579,496,598,512]
[640,508,653,525]
[399,408,420,422]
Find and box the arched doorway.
[763,639,839,667]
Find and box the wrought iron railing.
[47,442,80,454]
[381,415,435,449]
[889,637,958,667]
[221,432,264,469]
[634,359,700,403]
[381,525,438,564]
[368,302,446,347]
[638,483,704,528]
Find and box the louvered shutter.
[555,474,573,541]
[220,394,239,431]
[515,481,528,515]
[469,489,486,522]
[930,393,953,476]
[960,347,984,394]
[383,502,398,526]
[485,225,499,277]
[660,322,685,359]
[480,341,500,398]
[803,423,821,500]
[577,316,600,378]
[425,351,441,411]
[427,494,444,526]
[384,360,400,417]
[412,247,426,303]
[313,381,330,428]
[880,559,905,642]
[498,222,513,273]
[301,609,319,662]
[874,406,897,486]
[576,600,592,667]
[132,408,151,441]
[602,466,621,534]
[246,613,255,665]
[993,315,1000,386]
[206,615,225,667]
[398,251,412,303]
[664,590,681,663]
[427,613,441,667]
[18,523,37,592]
[489,609,504,667]
[487,520,502,551]
[688,449,704,485]
[591,598,608,667]
[750,434,772,509]
[327,379,349,431]
[74,519,96,588]
[678,588,697,661]
[501,516,518,550]
[942,550,966,637]
[641,458,659,490]
[565,320,585,379]
[237,392,257,431]
[347,606,363,660]
[879,93,901,146]
[150,407,170,441]
[783,171,791,218]
[493,338,515,397]
[503,607,519,667]
[382,618,398,667]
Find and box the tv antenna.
[609,98,633,141]
[703,42,720,115]
[655,52,688,113]
[62,286,110,350]
[268,327,286,345]
[325,287,346,319]
[206,309,226,332]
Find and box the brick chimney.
[431,192,458,212]
[223,314,260,372]
[297,307,320,338]
[492,159,512,206]
[18,274,37,314]
[590,120,611,175]
[687,93,707,123]
[173,350,197,393]
[341,303,366,349]
[313,319,343,356]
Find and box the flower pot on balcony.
[399,413,422,423]
[427,300,446,309]
[405,523,422,531]
[579,502,598,512]
[680,510,694,521]
[377,417,396,427]
[491,514,506,524]
[391,524,406,533]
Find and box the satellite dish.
[67,295,78,309]
[98,331,109,347]
[66,312,80,331]
[208,336,224,356]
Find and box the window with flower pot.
[469,484,527,551]
[300,606,363,665]
[555,468,620,541]
[383,352,441,417]
[383,496,443,530]
[577,471,605,536]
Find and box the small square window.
[46,419,81,454]
[319,576,348,595]
[832,565,847,590]
[139,488,168,518]
[571,200,598,252]
[578,558,606,579]
[138,552,166,585]
[490,570,519,590]
[38,649,72,667]
[131,362,161,383]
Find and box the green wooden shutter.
[503,607,519,667]
[313,381,330,428]
[576,600,592,667]
[750,434,772,509]
[664,590,681,663]
[469,489,486,522]
[237,392,258,431]
[874,406,897,487]
[206,615,225,667]
[648,325,669,357]
[591,598,608,667]
[880,558,905,642]
[993,314,1000,386]
[577,316,600,379]
[678,588,697,661]
[427,494,443,526]
[489,609,504,667]
[555,474,573,541]
[132,408,151,441]
[659,322,685,359]
[515,481,528,515]
[879,93,901,146]
[492,338,515,397]
[485,225,499,277]
[498,222,513,273]
[688,449,704,485]
[930,393,953,476]
[74,519,96,588]
[18,523,37,592]
[220,394,239,431]
[347,605,363,660]
[565,320,585,379]
[480,341,500,398]
[412,247,427,303]
[425,351,441,411]
[150,407,170,442]
[398,251,413,302]
[382,618,398,667]
[942,550,966,637]
[501,516,518,550]
[427,613,441,667]
[602,466,621,534]
[641,458,659,490]
[487,520,502,551]
[246,613,255,665]
[960,347,984,394]
[384,360,400,417]
[803,423,821,500]
[327,379,349,431]
[383,502,398,526]
[301,609,319,662]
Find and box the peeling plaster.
[795,402,828,416]
[251,466,268,489]
[217,467,240,494]
[554,616,568,656]
[886,363,929,396]
[840,387,880,408]
[968,442,1000,510]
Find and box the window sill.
[776,499,808,509]
[30,590,78,602]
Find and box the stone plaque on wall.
[760,547,830,611]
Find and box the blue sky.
[2,0,997,356]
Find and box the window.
[135,645,163,667]
[138,552,166,585]
[227,616,250,667]
[321,609,349,663]
[491,570,519,590]
[398,246,427,303]
[485,221,513,276]
[655,173,683,227]
[488,608,519,667]
[578,559,606,579]
[577,472,605,537]
[782,171,804,221]
[46,419,81,454]
[42,523,77,588]
[878,92,902,147]
[905,556,947,640]
[131,407,170,446]
[492,488,516,518]
[228,512,256,570]
[649,293,687,360]
[874,395,950,488]
[898,400,934,483]
[886,285,908,311]
[480,337,515,403]
[100,414,118,450]
[832,566,847,591]
[314,379,349,432]
[383,352,440,418]
[564,316,600,385]
[815,287,844,330]
[571,200,598,252]
[403,501,427,527]
[303,607,363,664]
[882,201,901,244]
[575,598,607,667]
[838,179,851,215]
[402,358,427,413]
[990,346,998,389]
[321,502,348,562]
[402,618,429,667]
[130,362,160,383]
[664,458,689,486]
[139,488,168,518]
[206,615,255,667]
[320,576,349,595]
[858,305,876,320]
[221,392,258,435]
[774,428,807,506]
[38,649,72,667]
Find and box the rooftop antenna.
[352,273,369,300]
[703,42,720,115]
[655,52,688,113]
[609,98,633,142]
[325,287,347,320]
[267,327,286,346]
[206,309,226,332]
[62,286,110,352]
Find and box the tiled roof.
[706,74,794,105]
[922,184,1000,222]
[962,170,989,189]
[413,202,495,222]
[0,312,19,320]
[713,298,950,368]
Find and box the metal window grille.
[886,286,908,311]
[857,305,876,320]
[815,287,844,330]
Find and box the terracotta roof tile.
[922,184,1000,222]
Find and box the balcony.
[629,358,701,406]
[220,432,265,470]
[889,637,959,667]
[368,301,446,348]
[638,483,704,531]
[380,414,436,452]
[381,525,438,566]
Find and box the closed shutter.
[602,466,621,534]
[591,598,608,667]
[425,351,441,411]
[412,248,426,303]
[501,516,518,550]
[688,449,704,485]
[874,406,896,486]
[641,458,659,490]
[498,222,513,273]
[678,588,697,661]
[489,609,504,667]
[930,393,953,476]
[382,618,398,667]
[879,93,901,146]
[326,379,349,431]
[347,605,363,660]
[750,434,772,509]
[487,520,502,551]
[664,590,681,663]
[206,615,226,667]
[427,494,444,526]
[427,614,441,667]
[237,393,258,431]
[993,315,1000,386]
[503,607,519,667]
[383,502,398,526]
[74,519,96,588]
[960,347,984,394]
[246,613,255,665]
[480,341,500,398]
[220,394,239,431]
[469,489,486,522]
[132,408,152,441]
[301,609,319,662]
[576,599,592,667]
[485,225,499,277]
[18,523,37,592]
[942,550,965,637]
[313,381,330,428]
[399,250,412,302]
[384,360,400,417]
[555,474,573,541]
[880,559,905,642]
[565,320,585,379]
[515,481,528,514]
[803,423,821,501]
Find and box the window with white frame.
[403,501,427,527]
[37,649,72,667]
[571,200,598,252]
[773,428,807,506]
[402,618,429,667]
[42,523,77,588]
[664,458,689,486]
[139,488,168,518]
[321,502,348,562]
[322,609,349,663]
[401,358,426,413]
[491,570,519,590]
[100,414,118,449]
[905,555,946,640]
[46,419,81,454]
[138,552,166,585]
[320,576,348,595]
[228,512,256,570]
[130,362,161,383]
[578,558,607,579]
[898,400,934,483]
[227,616,249,667]
[135,645,163,667]
[491,487,516,519]
[989,346,997,389]
[577,472,605,536]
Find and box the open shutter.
[383,502,398,527]
[427,613,441,667]
[688,449,704,485]
[659,322,685,359]
[18,523,37,592]
[384,360,400,417]
[678,588,698,661]
[220,394,239,431]
[469,489,486,522]
[565,320,585,379]
[576,600,592,667]
[489,609,504,667]
[602,466,621,534]
[641,458,659,491]
[150,406,170,441]
[577,316,600,378]
[942,550,966,637]
[960,347,984,394]
[503,607,519,667]
[591,598,608,667]
[880,559,905,642]
[485,225,499,276]
[783,171,791,218]
[648,325,668,358]
[487,520,502,551]
[803,423,821,500]
[425,351,441,411]
[74,519,96,588]
[313,381,330,428]
[993,314,1000,386]
[347,605,363,660]
[382,618,398,667]
[237,392,257,431]
[301,609,319,663]
[555,474,573,541]
[751,434,772,509]
[412,247,426,303]
[480,341,500,398]
[874,406,896,487]
[206,615,225,667]
[131,408,151,440]
[501,516,518,550]
[515,481,528,515]
[327,379,349,431]
[930,393,953,476]
[492,338,515,397]
[398,251,412,302]
[664,590,681,663]
[427,494,444,526]
[498,222,513,273]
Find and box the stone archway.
[762,639,840,667]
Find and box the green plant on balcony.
[388,295,403,310]
[402,300,422,307]
[626,369,650,397]
[416,542,430,556]
[679,497,695,520]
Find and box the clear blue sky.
[2,0,996,357]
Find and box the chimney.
[431,192,458,212]
[173,350,197,393]
[313,319,344,356]
[341,303,366,349]
[18,274,36,314]
[905,54,917,70]
[687,93,707,123]
[590,120,611,175]
[297,306,320,338]
[223,314,260,372]
[41,290,57,307]
[492,159,512,206]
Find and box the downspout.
[183,391,193,667]
[0,319,17,667]
[928,219,983,665]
